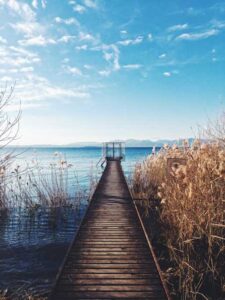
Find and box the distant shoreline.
[8,138,195,149]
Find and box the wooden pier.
[50,158,169,299]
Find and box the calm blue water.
[5,146,154,187]
[0,147,156,299]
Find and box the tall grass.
[0,152,89,209]
[132,131,225,298]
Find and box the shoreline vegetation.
[131,113,225,299]
[0,152,93,209]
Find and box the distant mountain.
[116,138,195,147]
[12,138,195,148]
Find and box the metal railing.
[102,142,125,161]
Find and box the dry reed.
[132,137,225,299]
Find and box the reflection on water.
[0,204,88,299]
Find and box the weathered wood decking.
[50,160,168,299]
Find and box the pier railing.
[103,142,125,161]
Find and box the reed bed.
[132,140,225,299]
[0,152,89,209]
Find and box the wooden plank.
[62,268,158,274]
[53,291,164,299]
[61,274,159,280]
[55,285,164,292]
[49,160,169,300]
[59,278,159,285]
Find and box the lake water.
[0,147,155,299]
[6,146,154,184]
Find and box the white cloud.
[9,46,38,58]
[62,57,69,63]
[54,17,79,26]
[41,0,47,9]
[12,74,90,107]
[32,0,38,9]
[176,29,219,41]
[98,70,111,77]
[58,35,76,43]
[163,72,171,77]
[159,53,166,59]
[105,45,120,71]
[168,23,188,32]
[79,32,95,41]
[0,36,7,44]
[10,22,43,37]
[20,66,34,72]
[83,0,97,9]
[120,30,127,35]
[0,0,36,22]
[103,52,113,61]
[19,35,56,46]
[73,4,86,13]
[93,43,120,72]
[84,64,93,69]
[76,44,88,50]
[147,33,153,41]
[0,45,41,66]
[65,66,82,76]
[123,64,142,70]
[213,20,225,29]
[0,76,13,82]
[118,36,143,46]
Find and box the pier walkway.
[50,159,169,299]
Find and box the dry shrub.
[132,139,225,299]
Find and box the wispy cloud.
[120,30,127,35]
[123,64,142,70]
[20,66,34,73]
[76,44,88,50]
[79,32,95,42]
[0,75,13,82]
[19,35,56,46]
[83,0,97,9]
[163,70,179,77]
[32,0,38,9]
[0,36,7,44]
[147,33,153,41]
[163,71,171,77]
[118,36,143,46]
[10,22,44,37]
[176,29,219,41]
[11,73,90,110]
[92,42,122,75]
[69,0,97,13]
[0,44,41,66]
[58,35,76,43]
[0,0,36,21]
[54,17,80,26]
[41,0,47,9]
[159,53,166,59]
[104,44,120,71]
[64,65,83,76]
[98,69,111,77]
[168,23,188,32]
[73,4,86,14]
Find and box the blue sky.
[0,0,224,144]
